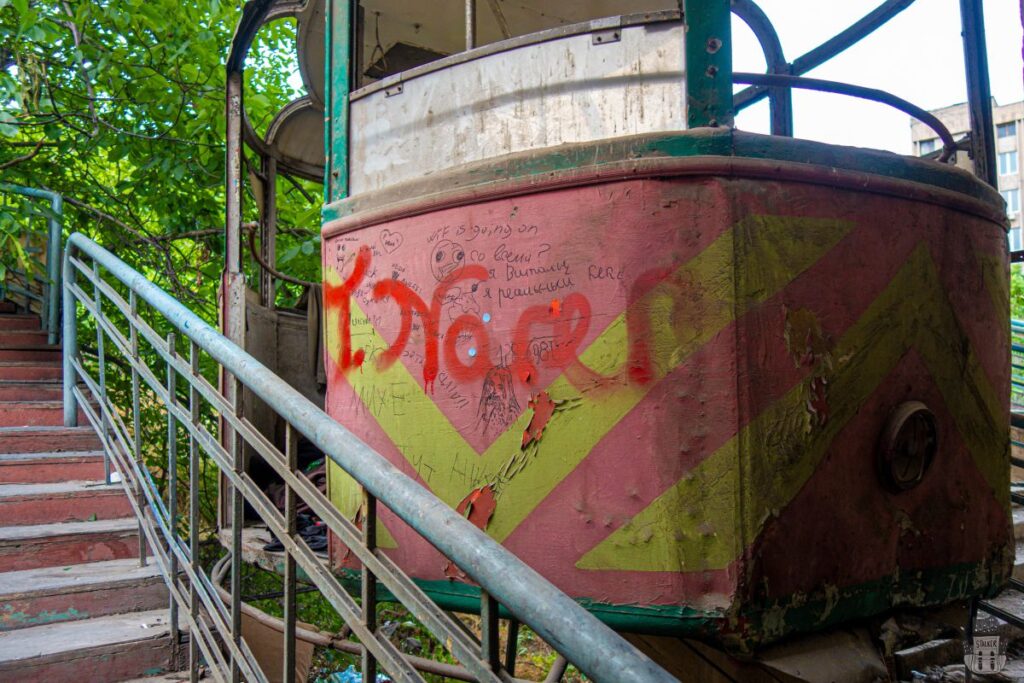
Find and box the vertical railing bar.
[189,339,201,683]
[61,247,78,427]
[362,487,378,683]
[465,0,476,49]
[129,290,147,566]
[481,591,501,673]
[167,332,180,660]
[230,374,244,683]
[504,618,520,674]
[93,261,110,485]
[283,423,298,683]
[46,192,63,345]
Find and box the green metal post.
[684,0,734,128]
[325,0,352,203]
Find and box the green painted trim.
[330,553,1008,648]
[329,567,722,636]
[322,130,1002,226]
[723,551,1012,653]
[326,0,351,203]
[243,541,1007,647]
[683,0,733,127]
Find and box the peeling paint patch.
[522,391,556,447]
[455,485,497,530]
[783,306,833,430]
[1,605,84,630]
[445,486,497,579]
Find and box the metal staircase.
[0,299,182,682]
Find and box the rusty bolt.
[706,37,722,54]
[706,65,718,77]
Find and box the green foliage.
[1011,265,1024,321]
[1,0,320,316]
[1,0,322,533]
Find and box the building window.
[998,121,1017,139]
[919,138,937,155]
[1010,227,1023,253]
[1000,150,1019,175]
[1003,188,1020,216]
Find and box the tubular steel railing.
[61,231,677,683]
[0,184,63,344]
[1012,320,1024,410]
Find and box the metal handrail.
[732,73,958,162]
[0,183,63,344]
[61,231,677,683]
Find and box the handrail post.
[283,424,298,683]
[187,340,202,683]
[959,0,996,187]
[61,246,78,427]
[229,374,244,683]
[167,332,180,660]
[361,487,378,683]
[92,261,111,486]
[129,290,147,564]
[46,193,63,345]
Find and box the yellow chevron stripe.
[577,244,1007,572]
[325,215,854,541]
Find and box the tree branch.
[0,139,46,170]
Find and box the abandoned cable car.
[222,0,1011,668]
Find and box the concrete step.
[0,480,133,526]
[0,400,90,427]
[0,330,48,346]
[0,451,106,483]
[0,400,91,428]
[0,314,41,331]
[0,608,180,682]
[0,518,139,572]
[0,426,102,454]
[0,558,166,632]
[0,381,62,401]
[0,345,61,362]
[0,361,62,381]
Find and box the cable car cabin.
[223,0,1011,655]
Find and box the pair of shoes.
[262,517,328,553]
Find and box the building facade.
[911,100,1023,250]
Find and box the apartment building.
[910,100,1023,250]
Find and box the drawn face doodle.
[476,367,520,434]
[431,239,465,282]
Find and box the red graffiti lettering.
[372,278,433,374]
[323,245,370,376]
[326,244,683,393]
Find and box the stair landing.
[0,305,182,681]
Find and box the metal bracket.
[592,29,621,45]
[384,82,404,97]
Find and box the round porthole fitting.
[877,401,938,492]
